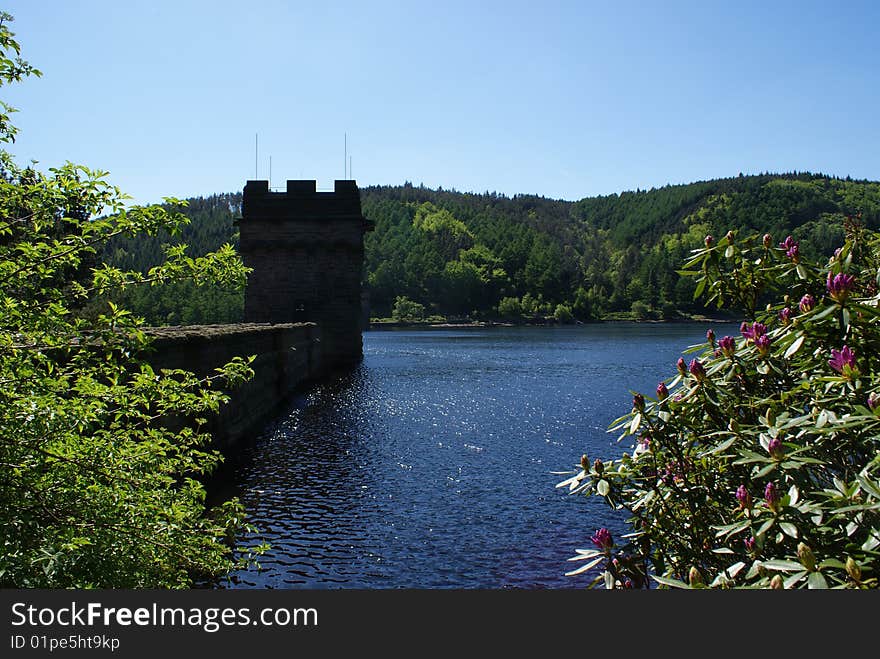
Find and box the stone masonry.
[238,179,374,369]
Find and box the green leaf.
[651,575,690,589]
[807,572,828,589]
[856,474,880,499]
[761,559,804,572]
[565,555,605,576]
[784,334,805,359]
[779,522,798,538]
[756,519,774,538]
[629,412,642,435]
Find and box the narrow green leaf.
[807,572,828,589]
[784,334,805,359]
[761,559,804,572]
[779,522,798,538]
[651,575,690,589]
[565,555,606,576]
[629,412,642,435]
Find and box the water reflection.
[218,323,737,588]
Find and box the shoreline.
[367,316,742,331]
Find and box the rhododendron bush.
[560,220,880,589]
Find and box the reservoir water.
[218,322,737,589]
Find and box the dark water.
[218,322,736,589]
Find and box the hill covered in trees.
[103,172,880,325]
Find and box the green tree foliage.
[109,173,880,327]
[0,16,260,587]
[560,221,880,589]
[360,175,879,322]
[100,194,244,325]
[391,295,425,322]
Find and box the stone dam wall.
[144,322,322,449]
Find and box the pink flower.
[799,294,815,313]
[755,334,771,356]
[827,272,855,303]
[828,345,858,378]
[741,322,767,343]
[718,335,736,357]
[778,307,792,325]
[779,236,796,252]
[591,528,613,552]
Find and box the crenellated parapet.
[238,180,373,368]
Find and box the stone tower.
[238,179,373,369]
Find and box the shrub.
[630,300,653,320]
[0,13,262,587]
[554,303,574,324]
[497,296,524,320]
[391,295,425,322]
[560,223,880,589]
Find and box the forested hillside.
[102,173,880,325]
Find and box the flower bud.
[677,357,687,375]
[735,484,752,510]
[744,536,757,554]
[846,557,862,583]
[797,543,817,572]
[770,574,784,590]
[633,393,645,411]
[764,481,781,512]
[580,454,590,471]
[725,230,734,243]
[656,382,669,401]
[705,235,713,247]
[688,358,706,381]
[868,392,879,413]
[593,458,604,475]
[706,328,716,345]
[767,437,784,460]
[719,335,736,357]
[688,566,703,587]
[778,307,792,325]
[763,233,772,249]
[798,294,815,313]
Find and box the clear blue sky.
[4,0,879,205]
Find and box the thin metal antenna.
[350,155,352,181]
[344,132,347,179]
[255,133,258,179]
[269,156,272,189]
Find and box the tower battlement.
[238,179,372,368]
